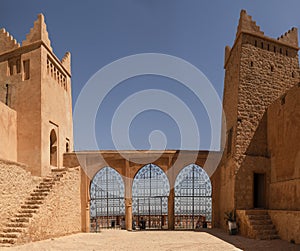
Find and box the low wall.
[0,102,17,161]
[21,167,82,243]
[269,210,300,244]
[0,159,40,231]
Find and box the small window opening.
[23,60,30,80]
[254,40,257,47]
[227,127,233,156]
[281,95,286,105]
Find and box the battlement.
[61,52,71,74]
[225,10,299,68]
[236,9,264,39]
[0,28,20,55]
[277,27,298,48]
[22,13,52,51]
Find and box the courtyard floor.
[2,229,300,251]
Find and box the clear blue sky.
[1,1,300,151]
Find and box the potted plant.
[224,210,238,235]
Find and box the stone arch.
[132,163,170,229]
[174,164,212,229]
[50,129,57,167]
[89,166,125,231]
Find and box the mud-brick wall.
[0,159,40,231]
[22,167,81,243]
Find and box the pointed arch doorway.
[132,164,170,229]
[174,164,212,229]
[90,167,125,232]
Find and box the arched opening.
[174,164,212,229]
[90,167,125,232]
[132,164,170,230]
[50,129,57,167]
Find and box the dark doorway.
[253,173,266,208]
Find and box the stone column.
[124,160,133,231]
[168,188,175,230]
[125,198,132,231]
[85,202,90,232]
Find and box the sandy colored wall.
[269,210,300,244]
[40,46,73,176]
[267,86,300,210]
[0,101,17,161]
[0,159,40,231]
[21,167,81,243]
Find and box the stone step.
[249,219,272,225]
[40,181,55,185]
[11,218,30,223]
[30,192,48,197]
[0,233,20,238]
[6,222,28,228]
[25,200,43,205]
[257,234,280,240]
[28,197,45,201]
[21,205,40,209]
[37,185,53,189]
[245,210,268,215]
[15,213,33,218]
[252,224,275,231]
[18,209,37,214]
[2,228,23,233]
[0,238,15,245]
[33,188,51,193]
[247,214,270,220]
[255,229,277,236]
[51,167,68,172]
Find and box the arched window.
[90,167,125,231]
[174,164,212,229]
[132,164,170,229]
[50,129,57,167]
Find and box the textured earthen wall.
[269,210,300,244]
[0,159,40,231]
[22,167,81,243]
[0,102,17,161]
[267,86,300,210]
[235,156,270,209]
[236,34,299,164]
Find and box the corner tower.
[222,10,299,164]
[0,14,73,176]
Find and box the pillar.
[124,160,133,231]
[125,198,133,231]
[168,188,175,230]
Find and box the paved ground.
[2,229,300,251]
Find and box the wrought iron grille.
[174,164,212,229]
[90,167,125,231]
[132,164,170,229]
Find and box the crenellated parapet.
[0,28,20,55]
[277,27,298,48]
[61,52,71,75]
[235,9,264,40]
[22,14,52,51]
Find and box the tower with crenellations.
[222,9,299,164]
[212,9,300,235]
[0,14,73,176]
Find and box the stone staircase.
[245,210,279,240]
[0,169,67,246]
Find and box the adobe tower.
[213,9,299,229]
[222,9,299,164]
[0,14,73,176]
